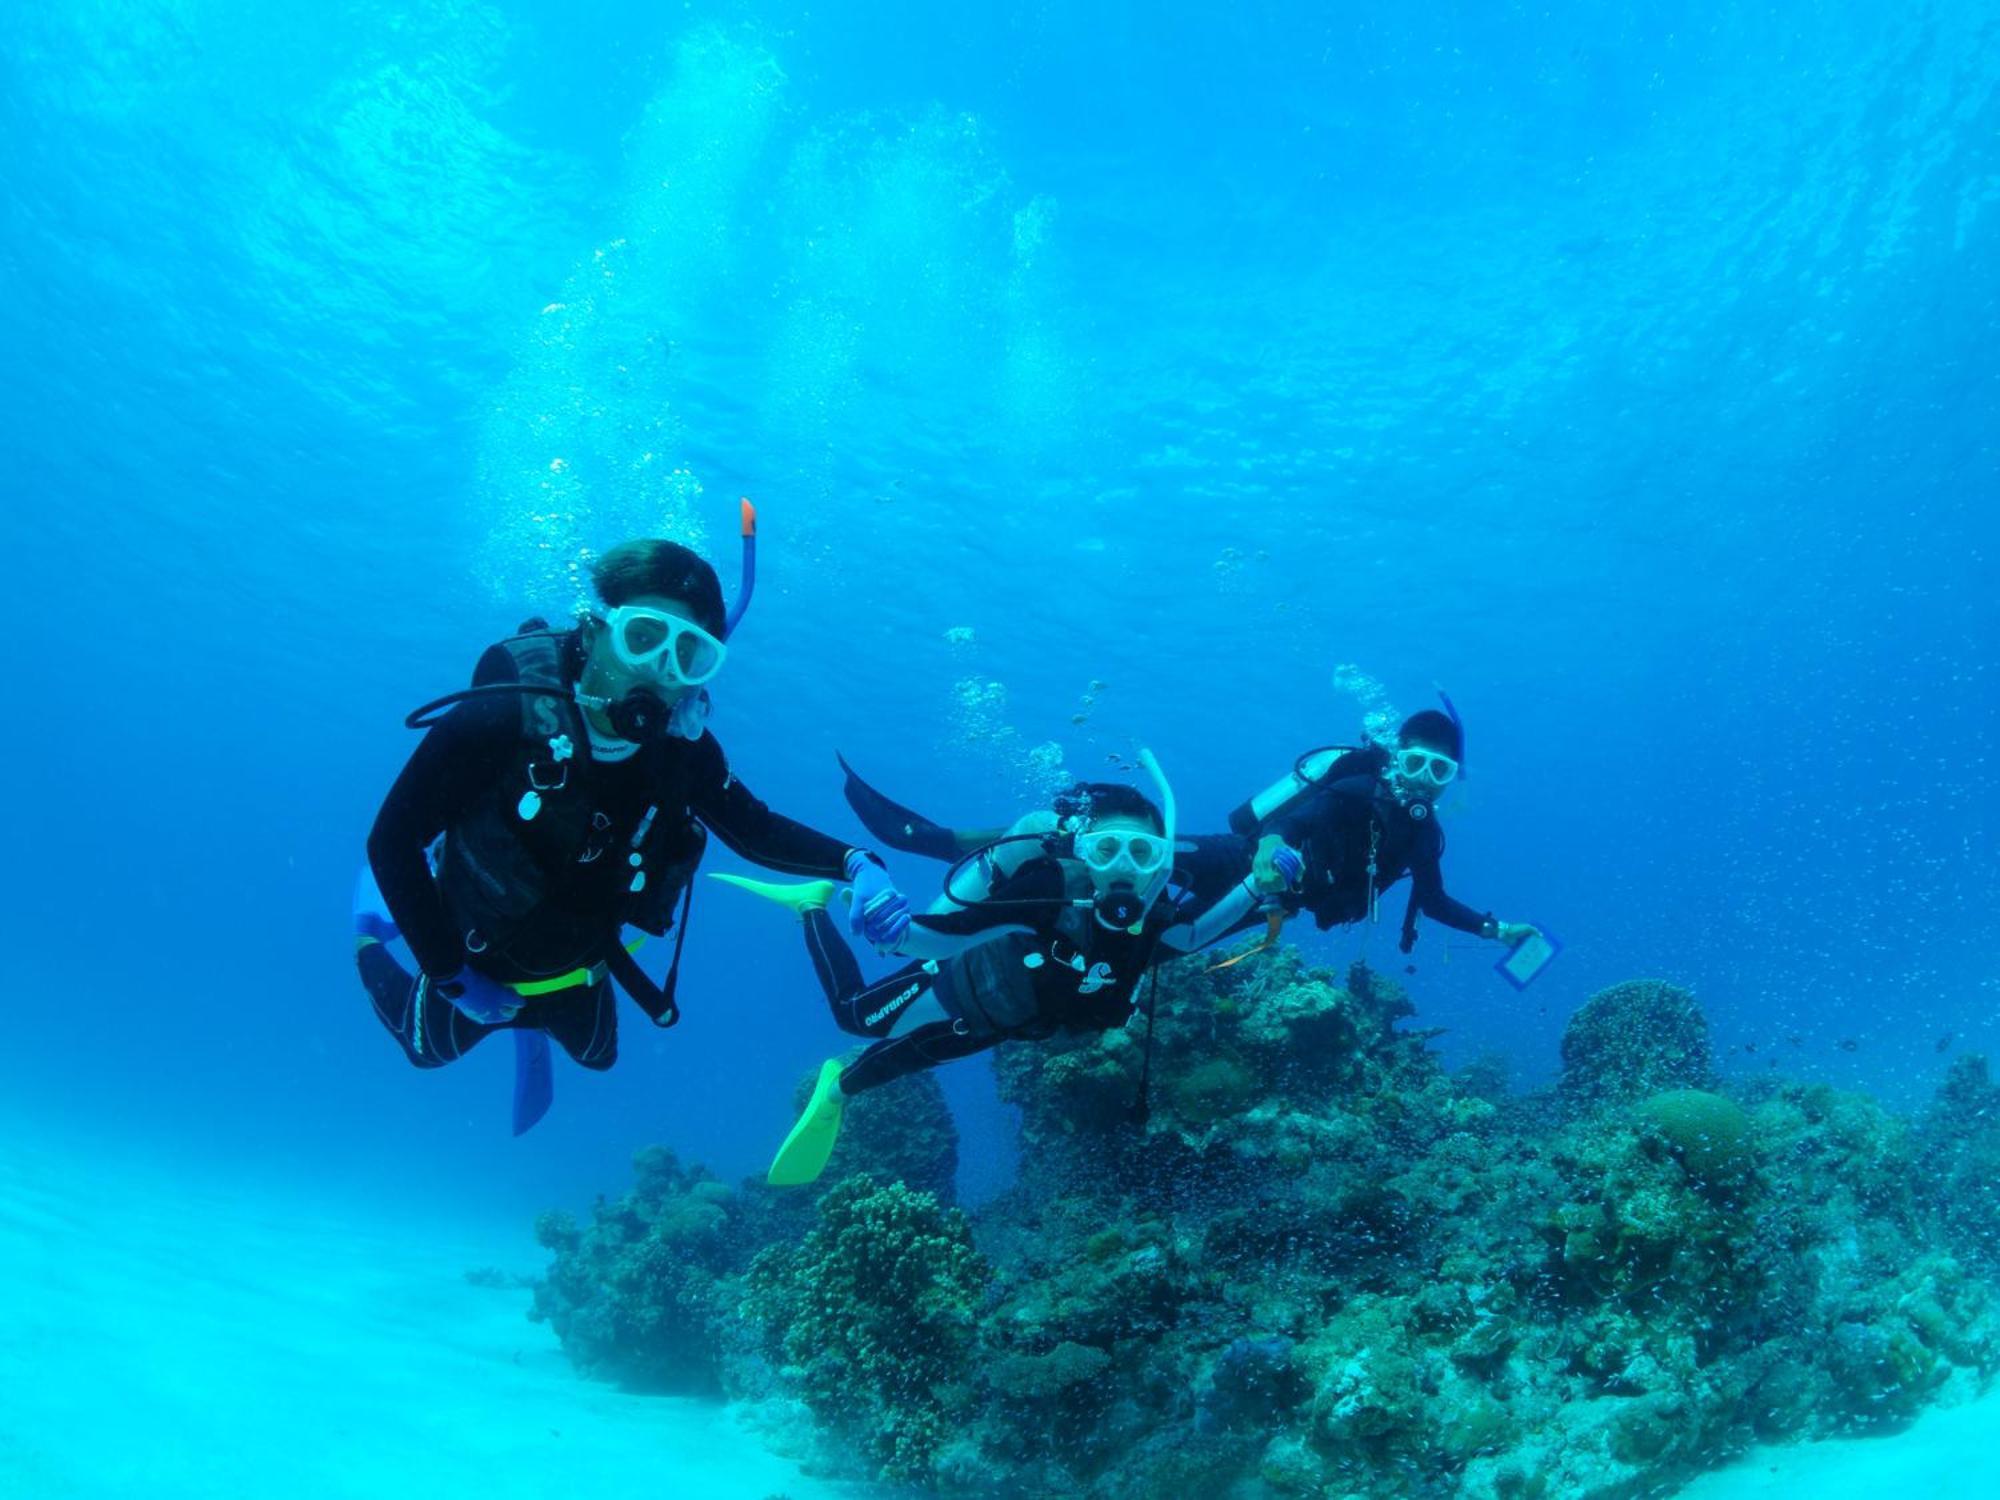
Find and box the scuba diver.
[353,508,912,1134]
[840,696,1543,971]
[713,751,1301,1186]
[1220,702,1541,959]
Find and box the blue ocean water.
[1,0,1993,1312]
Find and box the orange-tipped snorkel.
[724,497,758,640]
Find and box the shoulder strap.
[1053,860,1098,947]
[492,630,579,738]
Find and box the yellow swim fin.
[768,1058,848,1187]
[708,872,838,915]
[1208,909,1288,972]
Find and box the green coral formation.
[529,1145,745,1394]
[1919,1054,2000,1274]
[811,1054,960,1205]
[1633,1088,1755,1192]
[1559,977,1712,1109]
[532,954,2000,1496]
[532,1066,959,1396]
[743,1175,989,1481]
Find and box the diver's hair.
[591,540,727,637]
[1058,781,1163,830]
[1398,709,1463,759]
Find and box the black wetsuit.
[1235,746,1490,949]
[363,631,855,1070]
[803,857,1172,1096]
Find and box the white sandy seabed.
[0,1130,855,1500]
[4,1129,2000,1500]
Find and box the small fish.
[1836,1037,1860,1053]
[1742,1042,1759,1054]
[1787,1034,1804,1047]
[1937,1033,1956,1054]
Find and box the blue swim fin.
[512,1030,554,1136]
[352,863,399,945]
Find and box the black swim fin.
[512,1029,554,1136]
[838,753,969,861]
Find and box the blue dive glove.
[845,851,912,951]
[429,968,521,1025]
[1251,836,1304,896]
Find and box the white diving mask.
[604,605,728,687]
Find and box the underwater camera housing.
[1496,927,1562,990]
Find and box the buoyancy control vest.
[434,627,703,1022]
[944,860,1171,1038]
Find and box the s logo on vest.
[530,695,563,739]
[1077,962,1116,995]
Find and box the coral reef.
[529,1145,746,1394]
[533,951,2000,1497]
[1919,1054,2000,1274]
[743,1175,989,1481]
[816,1058,960,1206]
[1559,978,1712,1109]
[532,1068,958,1397]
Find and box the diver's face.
[1075,812,1170,900]
[1390,743,1460,804]
[586,592,705,702]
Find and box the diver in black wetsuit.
[713,753,1295,1184]
[352,530,910,1130]
[838,703,1538,965]
[1223,707,1539,957]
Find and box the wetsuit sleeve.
[686,735,854,878]
[365,647,521,979]
[1177,833,1256,905]
[1409,825,1490,935]
[1269,783,1331,848]
[908,859,1067,939]
[1157,875,1262,953]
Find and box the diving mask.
[1092,748,1179,930]
[1075,825,1172,881]
[605,605,728,687]
[1395,747,1459,788]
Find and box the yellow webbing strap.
[506,936,648,997]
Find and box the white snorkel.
[1138,748,1176,873]
[1134,746,1178,915]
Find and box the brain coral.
[1561,978,1712,1109]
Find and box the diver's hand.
[1494,920,1540,948]
[430,969,521,1025]
[1252,835,1304,895]
[845,851,913,952]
